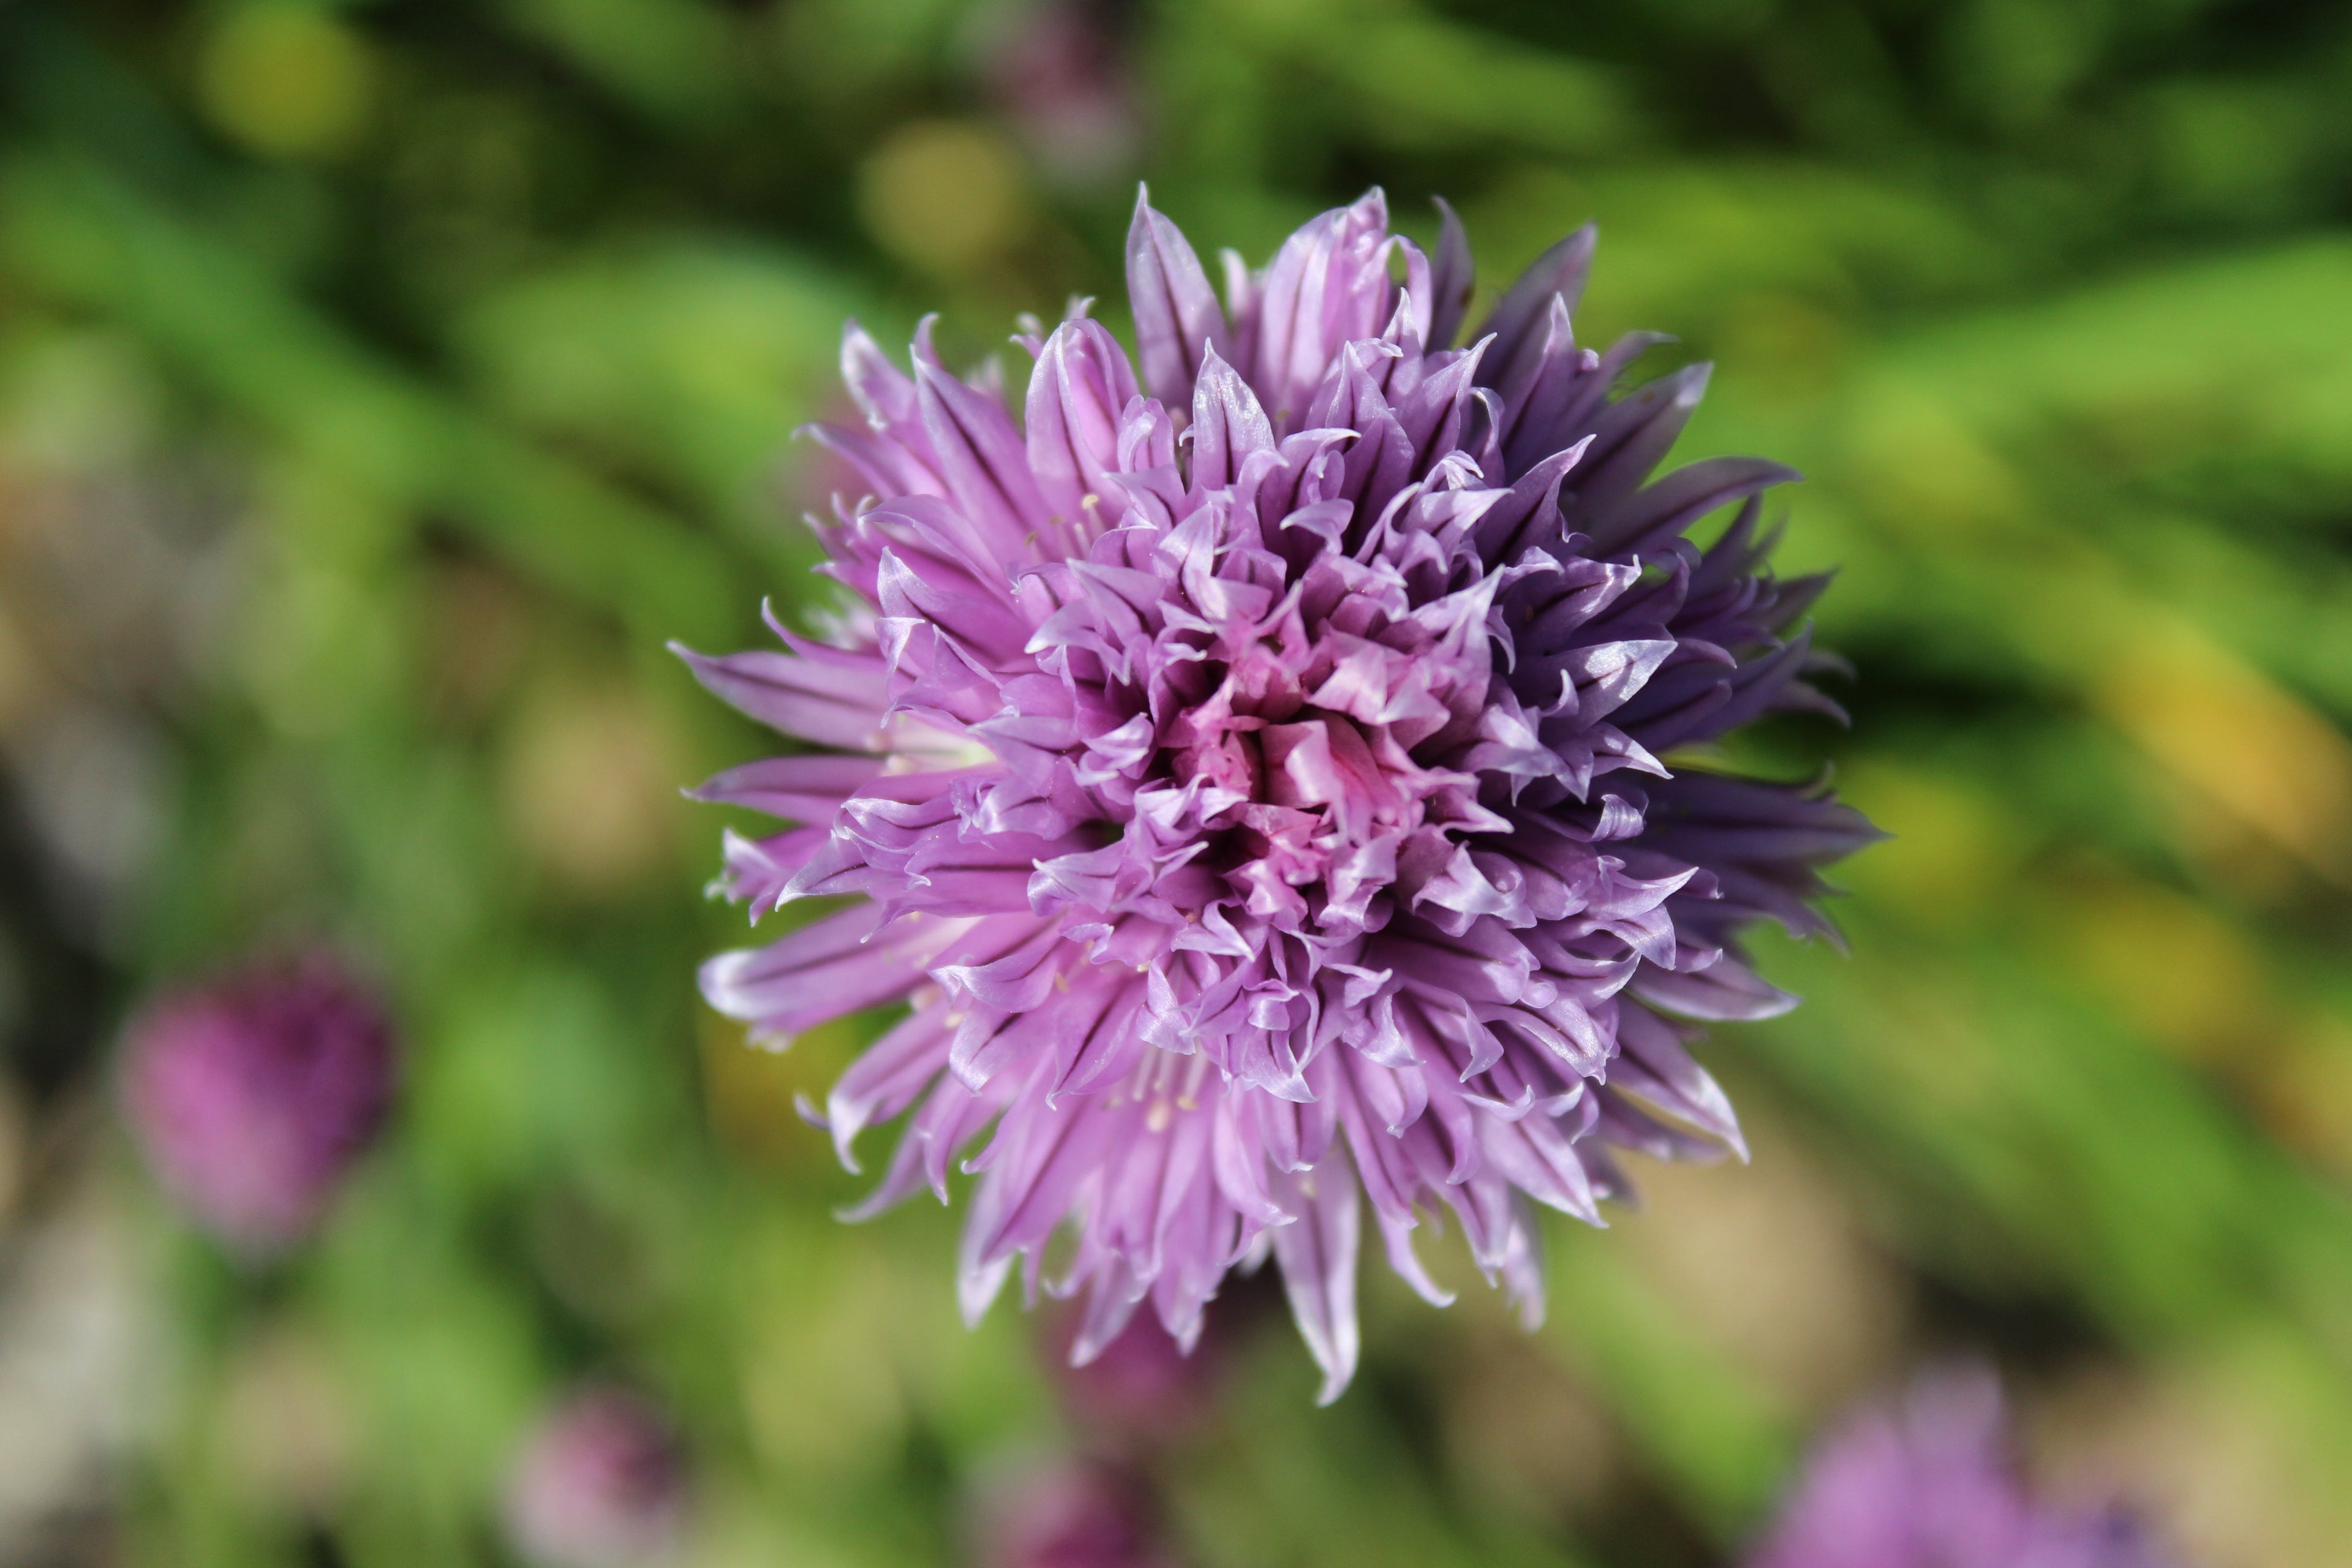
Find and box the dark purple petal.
[1427,197,1476,352]
[1476,221,1596,399]
[1584,455,1801,559]
[1560,363,1713,543]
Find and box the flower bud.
[504,1386,687,1568]
[121,952,395,1257]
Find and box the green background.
[2,0,2351,1563]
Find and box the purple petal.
[1268,1158,1361,1404]
[1126,189,1231,412]
[670,643,888,751]
[1476,222,1596,398]
[1428,197,1475,351]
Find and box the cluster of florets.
[682,188,1872,1400]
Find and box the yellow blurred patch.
[2248,1010,2352,1177]
[217,1319,356,1515]
[1714,292,1850,405]
[2043,873,2275,1066]
[696,1008,867,1169]
[2032,1334,2352,1568]
[2090,618,2352,887]
[499,678,681,897]
[1434,1324,1623,1523]
[1841,382,2024,537]
[1833,761,2013,929]
[199,4,379,161]
[738,1230,910,1483]
[1619,1110,1907,1420]
[856,120,1030,276]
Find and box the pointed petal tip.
[911,312,943,363]
[960,1250,1014,1329]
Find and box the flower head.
[1749,1371,2178,1568]
[505,1385,687,1568]
[684,189,1874,1401]
[120,952,396,1256]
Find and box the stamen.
[1176,1052,1212,1111]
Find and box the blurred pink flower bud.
[505,1386,687,1568]
[977,0,1143,188]
[120,952,396,1257]
[977,1458,1180,1568]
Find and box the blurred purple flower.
[976,1458,1180,1568]
[120,952,395,1256]
[683,189,1874,1401]
[1749,1371,2178,1568]
[978,0,1143,189]
[505,1386,687,1568]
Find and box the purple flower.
[120,952,396,1257]
[683,189,1873,1401]
[975,1457,1180,1568]
[504,1386,687,1568]
[1749,1371,2178,1568]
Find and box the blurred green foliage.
[5,0,2352,1564]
